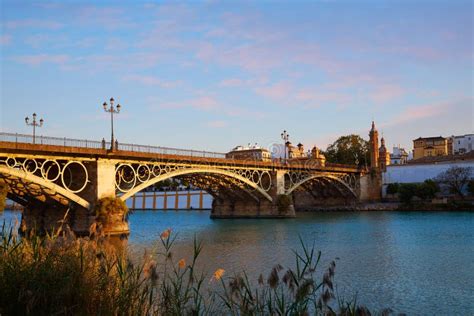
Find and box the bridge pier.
[210,170,295,218]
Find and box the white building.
[450,134,474,155]
[382,158,474,197]
[390,146,409,165]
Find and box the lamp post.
[102,97,121,150]
[281,130,290,160]
[25,113,44,144]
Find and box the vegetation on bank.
[386,166,474,208]
[0,183,8,213]
[0,222,394,315]
[95,196,130,222]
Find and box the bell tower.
[369,121,379,169]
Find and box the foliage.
[324,134,370,167]
[397,181,439,204]
[0,183,7,212]
[398,183,418,204]
[386,183,399,195]
[94,196,129,222]
[276,194,292,214]
[415,180,439,201]
[0,223,388,315]
[435,166,473,198]
[468,180,474,196]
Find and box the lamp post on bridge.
[25,113,44,144]
[281,130,290,161]
[102,97,121,150]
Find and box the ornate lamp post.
[281,130,290,160]
[102,97,121,150]
[25,113,44,144]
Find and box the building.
[450,134,474,155]
[226,145,272,162]
[369,121,379,169]
[413,136,448,160]
[287,142,307,159]
[378,137,390,171]
[390,146,409,165]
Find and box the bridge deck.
[0,140,361,173]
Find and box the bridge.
[0,132,379,235]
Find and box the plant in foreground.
[0,221,396,315]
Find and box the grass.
[0,221,394,315]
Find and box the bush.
[386,183,399,195]
[415,180,439,200]
[0,183,7,212]
[468,180,474,196]
[94,196,129,222]
[398,183,418,204]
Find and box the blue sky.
[1,0,472,153]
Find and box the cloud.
[0,35,11,46]
[5,19,63,30]
[384,97,472,128]
[122,75,181,88]
[206,120,227,128]
[13,54,69,66]
[369,84,405,103]
[255,82,291,100]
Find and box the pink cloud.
[255,82,291,100]
[384,98,470,128]
[219,78,243,87]
[190,96,220,110]
[122,74,181,88]
[13,54,69,66]
[0,35,11,46]
[206,120,228,128]
[369,84,405,103]
[5,19,63,30]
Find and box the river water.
[1,209,473,314]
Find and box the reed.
[0,221,392,315]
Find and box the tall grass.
[0,222,393,315]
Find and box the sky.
[0,0,472,153]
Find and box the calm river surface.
[2,210,473,314]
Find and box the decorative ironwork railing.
[0,132,226,158]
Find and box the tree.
[324,135,370,166]
[398,183,418,204]
[386,183,399,195]
[415,179,439,200]
[468,180,474,196]
[435,166,473,198]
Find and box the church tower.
[378,137,390,171]
[369,121,379,169]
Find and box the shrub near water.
[0,223,390,315]
[0,183,8,212]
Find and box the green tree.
[386,183,399,195]
[415,179,439,200]
[398,183,418,204]
[324,134,370,166]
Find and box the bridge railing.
[0,132,226,159]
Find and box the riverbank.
[297,201,474,212]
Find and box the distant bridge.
[0,132,374,235]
